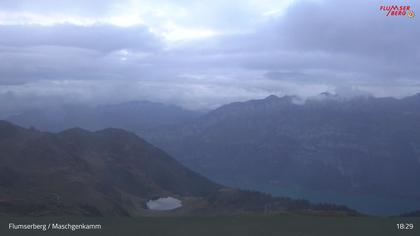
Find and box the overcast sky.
[0,0,419,115]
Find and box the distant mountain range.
[145,94,420,215]
[0,121,355,216]
[6,101,201,134]
[5,94,420,215]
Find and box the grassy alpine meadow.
[1,214,419,236]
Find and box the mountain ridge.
[0,120,357,216]
[5,100,201,134]
[144,94,420,215]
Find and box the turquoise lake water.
[259,185,420,216]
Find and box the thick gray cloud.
[185,0,420,94]
[0,0,117,17]
[278,0,419,76]
[0,0,291,31]
[0,24,163,85]
[197,0,419,75]
[0,0,419,116]
[0,24,161,52]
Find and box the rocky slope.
[0,121,355,216]
[146,94,420,206]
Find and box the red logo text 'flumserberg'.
[379,5,415,17]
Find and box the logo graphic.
[379,5,415,17]
[407,10,415,17]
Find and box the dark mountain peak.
[58,127,92,137]
[212,95,292,114]
[0,120,16,129]
[56,127,148,151]
[60,126,89,133]
[0,121,224,216]
[262,94,297,104]
[0,120,23,139]
[264,94,297,102]
[264,94,280,100]
[211,95,300,115]
[250,95,299,108]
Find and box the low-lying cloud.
[0,0,419,117]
